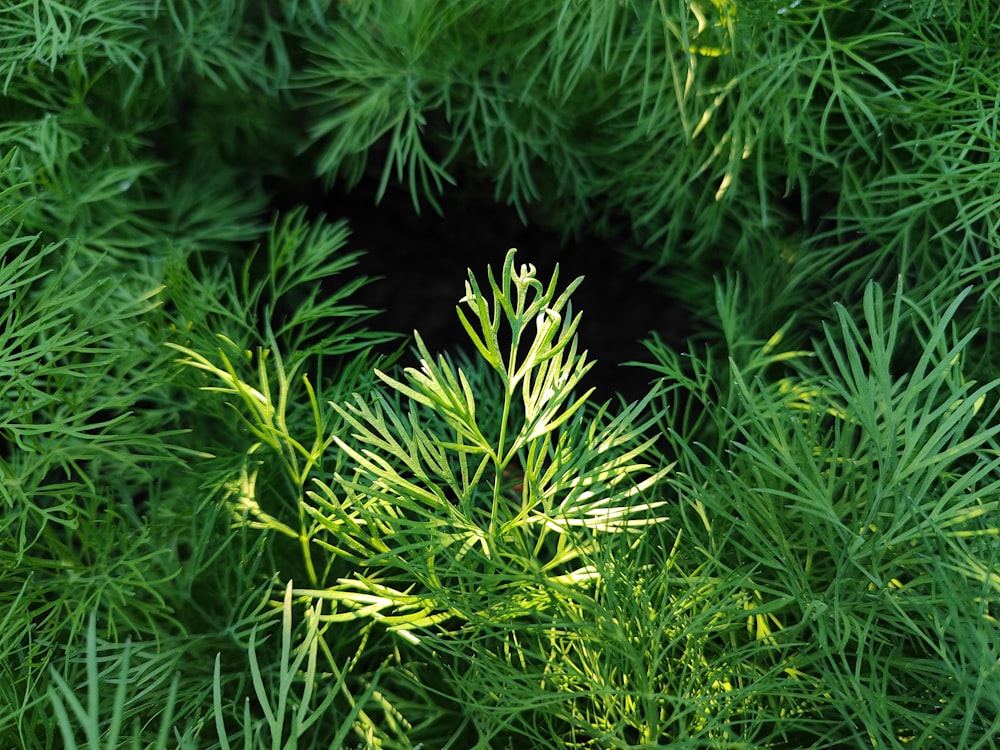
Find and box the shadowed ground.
[324,174,692,403]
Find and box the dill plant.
[3,1,999,748]
[166,248,673,746]
[0,214,198,746]
[1,205,401,746]
[640,278,1000,747]
[291,0,1000,356]
[0,3,380,745]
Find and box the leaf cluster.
[641,278,1000,747]
[289,0,1000,366]
[2,1,999,748]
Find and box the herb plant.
[2,1,998,748]
[291,0,1000,352]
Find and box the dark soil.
[278,169,693,403]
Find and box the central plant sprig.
[378,251,596,526]
[301,248,670,635]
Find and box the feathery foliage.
[2,0,998,747]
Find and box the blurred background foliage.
[2,0,998,354]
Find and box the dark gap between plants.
[268,167,694,404]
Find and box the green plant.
[640,278,1000,747]
[0,228,184,726]
[0,174,256,745]
[291,0,1000,365]
[46,583,388,750]
[4,2,1000,747]
[171,247,673,745]
[304,249,671,626]
[0,191,407,747]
